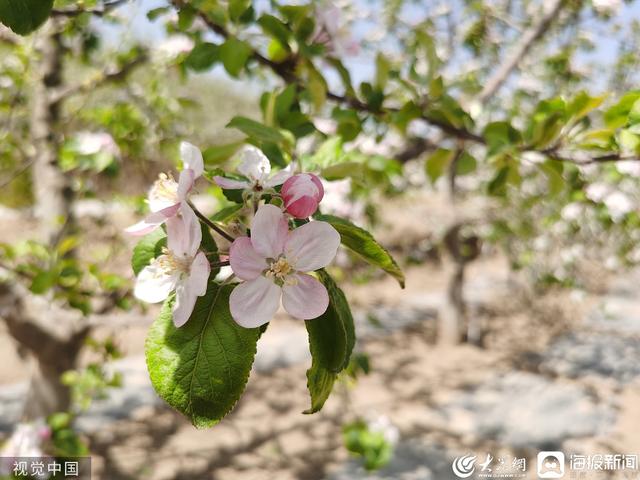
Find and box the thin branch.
[49,51,148,105]
[187,200,236,243]
[477,0,566,104]
[51,0,129,18]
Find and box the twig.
[187,200,235,243]
[49,52,148,105]
[477,0,566,104]
[51,0,128,18]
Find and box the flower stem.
[187,200,235,243]
[210,260,230,268]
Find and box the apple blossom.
[281,173,324,218]
[213,146,292,193]
[134,204,210,327]
[125,142,203,236]
[228,204,340,328]
[0,420,51,475]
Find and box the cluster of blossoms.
[0,420,51,475]
[128,143,339,328]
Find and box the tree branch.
[476,0,566,104]
[51,0,129,18]
[49,51,148,105]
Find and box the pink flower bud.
[281,173,324,218]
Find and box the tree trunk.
[6,20,89,420]
[30,21,75,244]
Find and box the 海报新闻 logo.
[537,451,565,478]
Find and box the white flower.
[0,420,51,474]
[213,146,293,192]
[155,35,195,61]
[366,415,399,445]
[75,131,120,157]
[616,161,640,177]
[585,182,610,202]
[134,203,210,327]
[561,202,584,222]
[593,0,621,14]
[604,191,634,221]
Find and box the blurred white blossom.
[366,415,399,445]
[592,0,621,14]
[0,420,51,474]
[75,131,120,157]
[585,182,610,202]
[616,161,640,177]
[155,35,194,61]
[604,191,634,221]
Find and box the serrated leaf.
[0,0,53,35]
[303,363,336,414]
[315,215,405,288]
[145,283,260,428]
[131,229,167,276]
[304,270,355,413]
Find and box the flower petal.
[285,196,319,219]
[284,221,340,271]
[264,163,294,188]
[230,236,267,280]
[282,273,329,320]
[188,251,210,297]
[124,210,170,236]
[180,141,204,178]
[213,176,251,190]
[250,204,288,258]
[167,204,201,257]
[173,282,199,328]
[134,260,178,303]
[238,146,271,183]
[229,276,281,328]
[177,168,195,200]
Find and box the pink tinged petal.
[229,236,267,280]
[281,173,324,218]
[124,211,168,236]
[172,253,210,327]
[282,273,329,320]
[167,204,202,257]
[284,221,341,271]
[172,282,198,328]
[180,141,204,178]
[188,251,210,297]
[238,146,271,183]
[177,168,195,200]
[229,276,281,328]
[285,196,319,219]
[264,163,294,188]
[134,262,178,303]
[250,204,288,258]
[213,176,251,190]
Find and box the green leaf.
[538,160,564,195]
[202,141,243,165]
[185,42,219,71]
[220,38,252,77]
[227,116,285,144]
[456,151,477,176]
[304,363,337,415]
[258,14,291,49]
[145,284,260,428]
[304,270,355,413]
[131,229,167,276]
[425,148,454,183]
[484,121,521,156]
[210,204,243,222]
[315,215,405,288]
[0,0,53,35]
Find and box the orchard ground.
[1,188,639,480]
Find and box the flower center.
[150,173,179,204]
[155,247,191,276]
[264,257,297,286]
